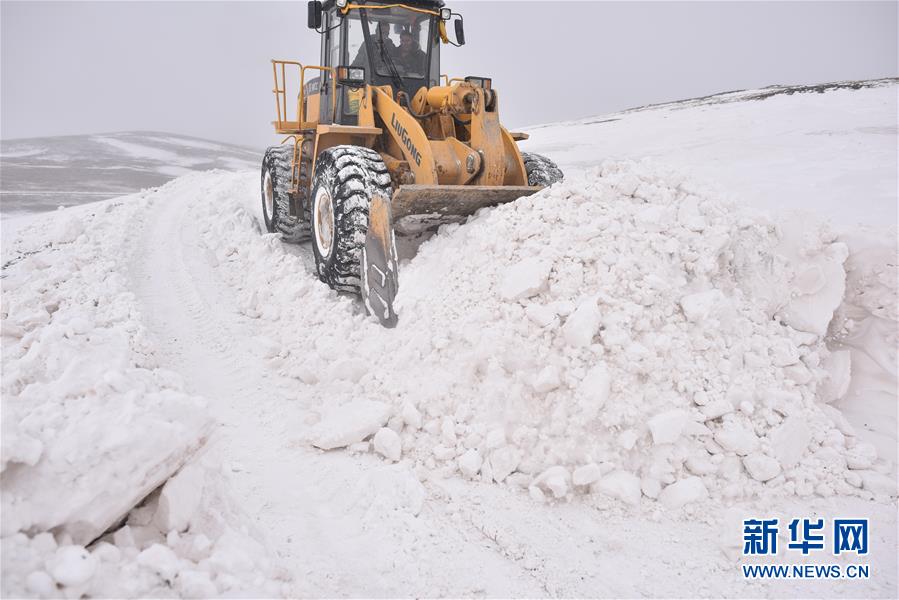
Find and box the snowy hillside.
[521,79,897,229]
[2,81,897,598]
[0,132,258,217]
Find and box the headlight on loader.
[464,76,491,91]
[336,65,366,87]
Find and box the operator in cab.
[393,30,426,76]
[353,21,395,69]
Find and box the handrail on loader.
[440,74,466,87]
[271,60,336,131]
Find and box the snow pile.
[2,459,287,598]
[197,159,895,508]
[1,193,284,597]
[830,227,898,460]
[1,199,210,542]
[387,160,893,503]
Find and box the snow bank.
[197,159,896,509]
[830,228,898,462]
[2,459,287,598]
[1,190,284,597]
[1,198,211,543]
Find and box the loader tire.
[310,145,392,293]
[261,145,309,242]
[521,152,564,187]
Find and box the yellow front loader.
[261,0,563,326]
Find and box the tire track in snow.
[127,179,548,597]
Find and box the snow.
[594,470,642,505]
[372,427,403,461]
[93,136,206,166]
[743,453,782,482]
[521,80,897,229]
[2,81,897,597]
[457,448,483,478]
[311,400,391,450]
[46,545,97,587]
[571,462,602,486]
[560,297,601,347]
[647,409,690,445]
[498,257,552,300]
[1,195,213,546]
[658,476,709,509]
[0,147,45,159]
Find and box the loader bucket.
[390,185,544,234]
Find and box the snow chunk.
[48,545,97,587]
[595,470,641,505]
[525,304,557,328]
[51,214,84,244]
[617,429,638,450]
[531,466,570,499]
[488,446,521,482]
[25,571,55,597]
[136,543,180,583]
[373,428,402,462]
[178,570,217,597]
[498,257,551,301]
[647,409,689,445]
[701,399,734,421]
[658,477,708,509]
[742,453,781,482]
[154,463,205,533]
[572,463,602,486]
[769,416,811,469]
[844,442,877,470]
[533,365,561,393]
[714,422,759,456]
[680,290,722,322]
[312,400,391,450]
[780,239,848,335]
[401,402,422,430]
[578,363,610,417]
[458,449,483,478]
[1,432,43,470]
[561,298,600,347]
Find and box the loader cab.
[312,0,444,125]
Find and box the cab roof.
[321,0,445,11]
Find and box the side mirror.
[307,1,322,29]
[454,17,465,46]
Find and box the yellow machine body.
[270,59,536,228]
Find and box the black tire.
[261,145,310,242]
[310,145,392,293]
[521,152,564,187]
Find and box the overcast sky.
[2,1,896,149]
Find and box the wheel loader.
[261,0,563,327]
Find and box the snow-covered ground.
[0,132,258,219]
[2,81,897,598]
[522,79,897,229]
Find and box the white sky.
[1,1,896,149]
